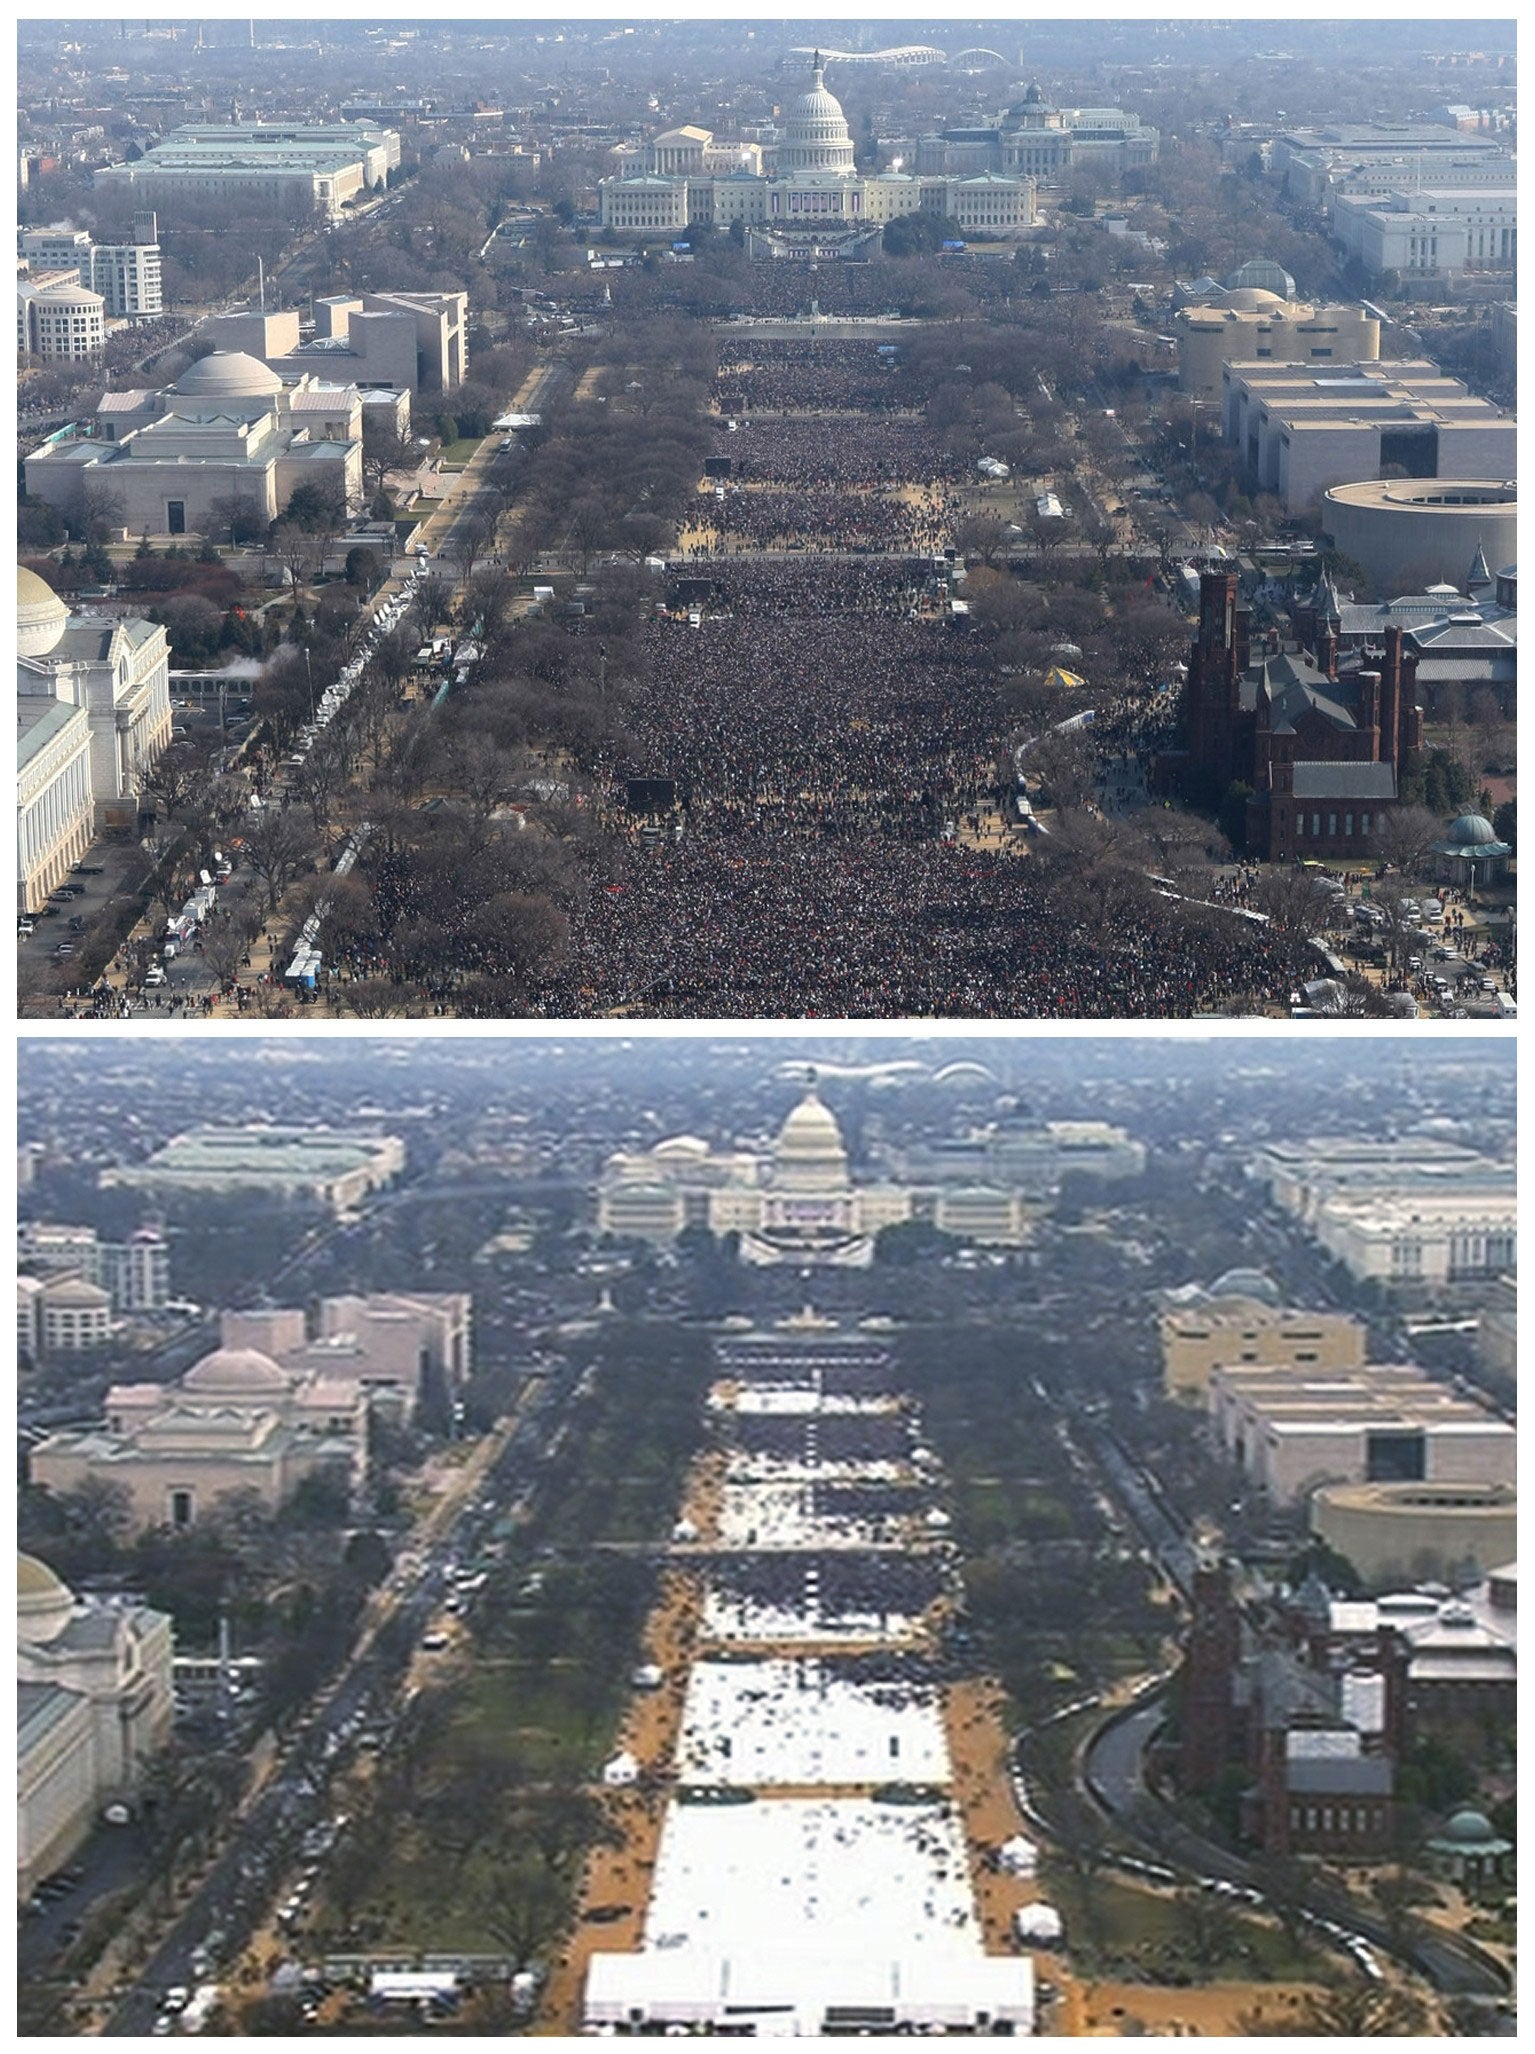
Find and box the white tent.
[998,1834,1039,1877]
[1014,1903,1064,1944]
[603,1750,641,1786]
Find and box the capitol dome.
[18,565,69,659]
[18,1554,76,1644]
[182,1345,291,1397]
[777,53,856,176]
[172,350,284,402]
[772,1086,851,1193]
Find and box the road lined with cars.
[103,1357,578,2036]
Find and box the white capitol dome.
[772,1086,850,1192]
[777,53,856,177]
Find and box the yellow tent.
[1044,665,1087,691]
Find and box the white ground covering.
[642,1798,981,1959]
[717,1388,896,1415]
[726,1452,908,1484]
[701,1585,920,1646]
[676,1659,951,1786]
[718,1480,909,1549]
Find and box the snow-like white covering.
[676,1659,951,1786]
[643,1798,981,1959]
[718,1480,907,1549]
[702,1586,919,1646]
[727,1452,908,1484]
[719,1388,896,1415]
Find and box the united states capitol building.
[599,53,1033,258]
[597,1085,1145,1266]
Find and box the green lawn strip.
[1043,1861,1337,1985]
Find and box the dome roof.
[773,1088,850,1191]
[777,54,855,175]
[1443,1808,1496,1845]
[653,1135,711,1158]
[1448,812,1498,845]
[173,349,284,400]
[18,1553,75,1642]
[182,1345,291,1396]
[18,565,69,659]
[779,1088,844,1145]
[1223,286,1286,311]
[790,77,848,122]
[1208,1267,1282,1305]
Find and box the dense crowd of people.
[536,829,1319,1018]
[668,558,925,617]
[718,416,963,490]
[687,484,953,554]
[715,340,913,414]
[601,610,1005,830]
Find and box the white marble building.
[17,566,171,910]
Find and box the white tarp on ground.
[645,1797,981,1955]
[702,1587,920,1646]
[727,1452,908,1484]
[714,1389,896,1415]
[676,1660,950,1787]
[717,1481,914,1550]
[585,1799,1032,2031]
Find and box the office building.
[1252,1134,1515,1225]
[96,121,399,222]
[18,1272,113,1354]
[18,1222,171,1313]
[17,272,106,361]
[20,216,163,319]
[100,1124,404,1215]
[1220,359,1516,517]
[1269,123,1513,206]
[1207,1361,1515,1505]
[204,288,467,397]
[1331,185,1515,278]
[1311,1190,1517,1295]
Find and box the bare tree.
[1249,869,1339,935]
[270,520,321,593]
[242,812,317,918]
[1372,803,1443,879]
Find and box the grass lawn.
[437,437,486,466]
[1045,1861,1338,1986]
[452,1656,620,1781]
